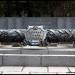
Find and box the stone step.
[0,47,75,55]
[0,54,75,66]
[48,48,75,55]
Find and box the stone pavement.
[0,66,75,74]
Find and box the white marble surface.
[0,66,23,72]
[0,66,75,74]
[23,46,47,50]
[69,67,75,72]
[48,67,69,73]
[23,67,47,73]
[30,72,57,74]
[0,72,2,74]
[3,72,29,74]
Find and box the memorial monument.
[0,26,75,47]
[0,26,75,66]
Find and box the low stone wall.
[0,17,75,29]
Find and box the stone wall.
[0,17,74,29]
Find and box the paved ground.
[0,66,75,74]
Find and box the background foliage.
[0,1,75,17]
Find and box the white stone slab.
[2,54,75,66]
[68,67,75,72]
[0,66,23,72]
[3,54,41,66]
[2,72,29,74]
[48,47,75,51]
[22,56,41,66]
[0,49,21,54]
[47,47,74,49]
[58,72,75,74]
[67,73,75,74]
[23,67,47,73]
[49,50,75,55]
[21,49,48,54]
[23,46,47,50]
[0,47,22,49]
[30,72,57,74]
[42,55,75,66]
[0,46,48,54]
[57,72,71,74]
[3,56,24,66]
[48,67,69,73]
[0,72,2,74]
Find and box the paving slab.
[2,72,29,74]
[67,73,75,74]
[57,72,68,74]
[30,72,57,74]
[22,67,47,73]
[48,67,69,73]
[68,67,75,72]
[0,66,23,72]
[57,72,75,74]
